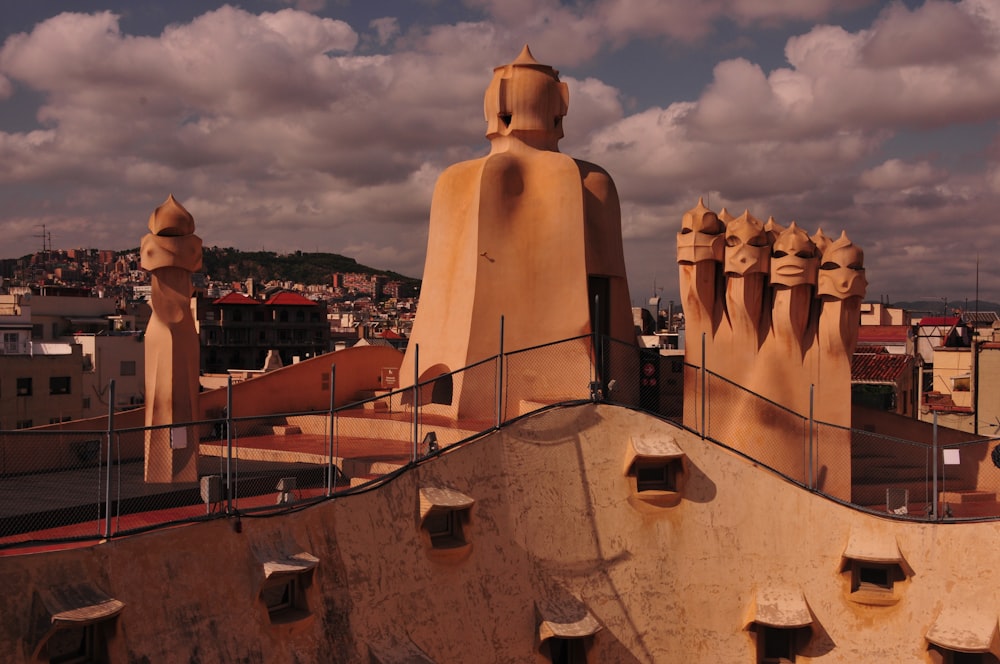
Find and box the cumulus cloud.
[859,159,945,190]
[861,0,996,67]
[679,0,1000,145]
[1,1,1000,304]
[570,0,1000,300]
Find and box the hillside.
[199,247,418,286]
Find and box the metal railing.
[2,331,999,553]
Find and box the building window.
[29,584,122,664]
[636,461,678,493]
[747,587,814,663]
[32,324,43,339]
[2,332,18,353]
[261,576,298,618]
[16,419,33,430]
[424,509,464,549]
[547,637,587,664]
[845,559,905,605]
[756,625,798,663]
[44,624,96,663]
[624,434,685,507]
[16,377,32,396]
[926,607,1000,663]
[927,646,997,664]
[120,360,136,376]
[50,376,71,395]
[258,552,318,625]
[853,563,892,592]
[842,529,909,606]
[539,606,601,664]
[82,397,91,410]
[419,486,474,560]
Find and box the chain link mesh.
[5,334,1000,551]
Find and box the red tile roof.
[852,352,912,384]
[857,325,910,344]
[380,329,404,339]
[265,291,317,306]
[918,316,959,327]
[213,292,259,305]
[923,391,974,413]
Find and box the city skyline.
[1,0,999,305]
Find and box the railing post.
[932,411,939,520]
[412,344,419,462]
[592,294,601,391]
[496,316,504,429]
[226,376,233,514]
[104,380,115,540]
[700,333,707,439]
[808,384,815,490]
[327,364,336,497]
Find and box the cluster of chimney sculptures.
[137,45,866,502]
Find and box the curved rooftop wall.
[3,404,1000,661]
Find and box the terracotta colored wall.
[5,404,1000,662]
[854,405,1000,498]
[197,344,403,418]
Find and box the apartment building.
[198,290,330,373]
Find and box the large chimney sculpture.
[141,195,203,483]
[400,45,634,419]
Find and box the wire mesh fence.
[502,335,593,422]
[0,429,107,547]
[4,333,1000,551]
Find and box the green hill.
[200,247,417,286]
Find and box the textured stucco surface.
[3,404,1000,662]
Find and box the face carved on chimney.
[677,198,724,265]
[770,222,818,288]
[724,212,769,277]
[818,232,866,299]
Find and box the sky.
[1,0,999,309]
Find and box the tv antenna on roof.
[33,224,52,253]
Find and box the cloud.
[861,0,997,68]
[1,2,1000,305]
[561,76,624,148]
[467,0,879,51]
[277,0,327,12]
[682,0,1000,141]
[859,158,945,190]
[370,17,400,45]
